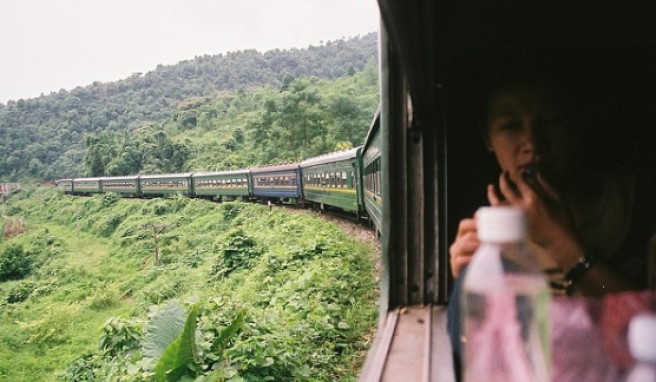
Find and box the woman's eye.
[493,120,522,132]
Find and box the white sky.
[0,0,380,104]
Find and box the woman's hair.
[468,52,656,174]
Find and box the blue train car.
[250,163,301,202]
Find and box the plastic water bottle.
[461,206,551,382]
[625,313,656,382]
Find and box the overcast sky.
[0,0,380,104]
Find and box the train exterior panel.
[192,170,251,199]
[139,173,193,196]
[362,113,382,231]
[72,178,103,194]
[300,147,363,213]
[250,163,301,200]
[101,176,140,196]
[55,178,74,193]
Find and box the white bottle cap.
[628,313,656,363]
[476,206,527,242]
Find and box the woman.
[446,75,656,380]
[449,78,656,296]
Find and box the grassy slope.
[0,188,378,381]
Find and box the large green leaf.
[211,309,245,354]
[143,301,187,360]
[154,304,200,381]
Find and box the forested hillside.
[0,33,378,180]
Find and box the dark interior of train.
[363,1,655,380]
[443,3,656,287]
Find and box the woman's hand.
[449,218,479,277]
[496,170,584,268]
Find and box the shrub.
[99,317,143,357]
[89,287,120,310]
[221,202,244,221]
[100,192,120,208]
[138,274,184,305]
[0,243,32,281]
[6,280,35,303]
[211,229,261,277]
[94,214,124,237]
[59,353,103,382]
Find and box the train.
[55,112,382,230]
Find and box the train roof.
[250,162,299,174]
[192,169,250,177]
[72,177,103,182]
[138,173,193,180]
[54,178,73,183]
[300,146,361,168]
[101,175,140,181]
[362,109,380,152]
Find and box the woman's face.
[486,83,581,187]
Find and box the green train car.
[72,177,103,194]
[362,112,382,232]
[101,176,140,196]
[54,178,73,193]
[192,169,251,200]
[139,173,193,196]
[301,147,364,214]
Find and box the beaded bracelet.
[564,252,596,295]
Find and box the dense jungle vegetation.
[0,33,378,181]
[0,188,379,381]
